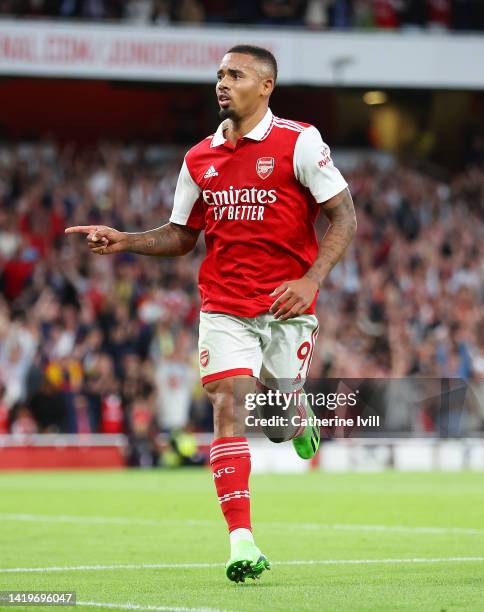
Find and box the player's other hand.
[64,225,129,255]
[269,276,319,320]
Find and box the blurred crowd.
[0,0,483,32]
[0,140,483,446]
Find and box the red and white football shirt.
[170,109,347,317]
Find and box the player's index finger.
[64,226,98,235]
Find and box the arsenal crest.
[200,348,210,368]
[256,157,274,180]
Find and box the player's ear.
[261,77,274,97]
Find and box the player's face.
[216,53,273,122]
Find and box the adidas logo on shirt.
[204,165,219,179]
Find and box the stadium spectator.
[372,0,400,29]
[203,0,231,23]
[260,0,306,26]
[172,0,204,23]
[0,382,9,433]
[304,0,330,29]
[152,327,198,431]
[126,394,159,466]
[427,0,451,30]
[328,0,353,28]
[10,405,38,435]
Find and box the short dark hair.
[227,45,278,82]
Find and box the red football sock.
[210,437,252,533]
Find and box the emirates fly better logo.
[256,157,275,180]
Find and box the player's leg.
[259,314,320,459]
[199,313,270,582]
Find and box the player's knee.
[205,380,234,431]
[205,376,254,437]
[205,379,231,410]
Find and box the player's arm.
[271,127,356,320]
[65,156,204,257]
[129,223,200,256]
[304,187,357,287]
[64,223,200,257]
[270,188,356,319]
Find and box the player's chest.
[193,146,295,192]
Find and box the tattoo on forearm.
[305,189,357,287]
[128,223,199,257]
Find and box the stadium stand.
[1,1,483,32]
[0,142,483,441]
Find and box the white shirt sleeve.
[294,126,348,204]
[169,158,201,225]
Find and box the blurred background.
[0,1,483,471]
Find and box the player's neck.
[224,106,268,145]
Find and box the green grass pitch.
[0,469,483,611]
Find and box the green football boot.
[225,540,271,583]
[292,402,320,460]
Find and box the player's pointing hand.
[269,276,319,320]
[64,225,129,255]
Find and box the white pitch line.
[77,601,230,612]
[1,513,484,536]
[272,522,484,536]
[2,557,484,574]
[278,557,484,566]
[0,514,213,527]
[0,563,220,573]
